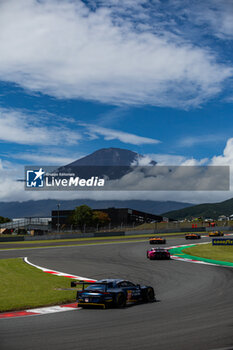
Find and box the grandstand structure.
[0,217,50,234]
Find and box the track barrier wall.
[0,226,232,242]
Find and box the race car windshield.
[85,283,112,291]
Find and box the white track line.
[0,259,97,319]
[24,257,96,282]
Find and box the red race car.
[147,248,170,260]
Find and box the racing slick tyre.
[115,293,126,308]
[142,287,155,303]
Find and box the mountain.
[58,147,156,180]
[163,197,233,220]
[64,148,156,166]
[0,199,192,219]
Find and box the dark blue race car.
[71,279,155,309]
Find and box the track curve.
[0,237,233,350]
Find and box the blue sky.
[0,0,233,202]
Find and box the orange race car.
[149,237,166,244]
[185,233,201,240]
[209,231,224,237]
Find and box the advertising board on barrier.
[212,238,233,246]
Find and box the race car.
[149,237,166,244]
[185,233,201,240]
[147,247,170,260]
[209,231,224,237]
[71,279,155,309]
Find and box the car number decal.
[127,290,132,300]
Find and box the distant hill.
[0,199,192,219]
[163,197,233,220]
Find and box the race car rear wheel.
[115,293,126,308]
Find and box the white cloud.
[137,153,209,166]
[179,135,226,148]
[9,153,75,165]
[0,0,232,108]
[211,138,233,166]
[0,108,81,146]
[81,123,160,145]
[190,0,233,39]
[147,153,187,165]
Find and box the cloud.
[224,96,233,103]
[0,160,230,204]
[189,0,233,39]
[147,153,187,165]
[0,108,81,146]
[1,137,233,204]
[8,152,76,165]
[0,0,232,108]
[81,123,160,145]
[179,135,226,148]
[211,138,233,166]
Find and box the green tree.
[0,216,11,224]
[70,205,93,231]
[92,211,110,227]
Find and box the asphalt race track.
[0,237,233,350]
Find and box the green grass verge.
[0,231,205,246]
[0,258,77,312]
[183,243,233,263]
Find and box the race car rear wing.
[71,281,109,291]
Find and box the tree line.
[69,205,110,231]
[0,216,11,224]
